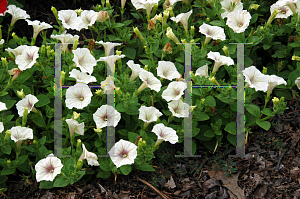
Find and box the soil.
[1,0,300,198]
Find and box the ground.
[1,0,300,198]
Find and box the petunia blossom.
[168,99,189,118]
[220,0,243,19]
[79,10,98,29]
[93,105,121,129]
[69,69,97,84]
[266,75,287,97]
[0,122,3,133]
[270,1,293,18]
[226,10,251,33]
[16,94,39,117]
[95,41,122,56]
[4,5,30,27]
[207,51,234,74]
[72,48,97,75]
[131,0,160,18]
[65,118,85,138]
[243,66,269,92]
[15,45,39,71]
[162,81,187,102]
[65,84,93,109]
[10,126,33,143]
[6,45,28,58]
[127,60,146,81]
[137,70,162,93]
[195,64,209,78]
[0,102,7,112]
[295,77,300,90]
[108,139,137,168]
[157,61,181,81]
[97,55,126,74]
[100,75,115,94]
[79,143,99,166]
[152,123,178,149]
[25,19,53,40]
[0,39,4,45]
[50,30,79,52]
[35,154,64,182]
[138,105,163,124]
[58,10,83,31]
[199,23,226,47]
[170,10,193,34]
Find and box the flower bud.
[75,8,83,16]
[166,27,180,44]
[144,65,149,71]
[22,107,28,126]
[249,4,260,10]
[121,0,126,9]
[12,32,20,43]
[95,89,102,95]
[40,45,46,56]
[152,4,158,16]
[72,111,80,120]
[190,25,195,38]
[7,160,11,166]
[292,55,300,61]
[51,6,58,19]
[73,37,79,51]
[33,140,37,145]
[101,0,105,6]
[61,71,65,81]
[133,27,147,44]
[206,18,210,23]
[1,57,7,68]
[115,87,122,95]
[8,68,22,81]
[201,98,205,105]
[76,139,82,151]
[95,4,102,12]
[17,89,25,99]
[116,50,122,56]
[106,0,111,9]
[181,39,187,43]
[166,7,174,17]
[260,26,264,32]
[262,67,267,75]
[272,97,280,112]
[266,9,280,28]
[189,105,197,114]
[222,46,229,57]
[76,159,83,171]
[163,43,172,54]
[156,13,162,23]
[5,130,12,140]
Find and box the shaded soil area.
[2,0,300,198]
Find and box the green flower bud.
[73,37,79,51]
[76,159,83,171]
[106,0,111,9]
[190,25,195,38]
[5,130,12,140]
[272,97,280,112]
[133,27,147,44]
[260,26,264,32]
[152,4,159,16]
[41,45,46,56]
[249,4,260,10]
[266,9,280,28]
[201,98,205,105]
[94,127,102,133]
[115,87,122,96]
[72,111,80,120]
[7,160,11,165]
[51,6,58,19]
[22,107,28,126]
[75,8,83,16]
[12,32,20,42]
[33,140,37,145]
[1,57,7,67]
[222,46,229,57]
[144,65,149,71]
[262,67,267,75]
[206,18,210,23]
[292,55,300,61]
[209,76,219,85]
[17,89,25,99]
[76,139,82,153]
[116,50,122,56]
[95,89,102,96]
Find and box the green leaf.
[210,20,225,27]
[8,0,24,8]
[256,120,271,131]
[227,134,236,146]
[107,35,122,41]
[245,104,260,117]
[136,163,155,171]
[112,23,125,28]
[139,59,152,66]
[1,167,16,175]
[123,47,136,59]
[126,105,139,115]
[54,176,69,187]
[0,92,8,97]
[194,112,210,121]
[97,169,111,178]
[1,100,16,110]
[100,162,111,171]
[274,89,292,100]
[249,13,258,25]
[39,181,54,189]
[261,108,274,116]
[204,129,215,137]
[0,176,8,184]
[263,44,271,50]
[131,13,140,19]
[289,41,300,48]
[224,122,236,135]
[29,114,46,127]
[16,155,28,165]
[17,70,33,84]
[3,115,14,124]
[116,103,127,112]
[35,95,50,107]
[128,132,139,143]
[205,96,216,107]
[120,165,132,175]
[1,145,11,155]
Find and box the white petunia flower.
[164,0,182,9]
[80,143,99,166]
[127,60,146,81]
[277,0,299,15]
[138,70,162,93]
[157,61,181,81]
[170,10,193,34]
[6,45,28,58]
[15,45,39,71]
[168,99,189,118]
[69,69,97,84]
[207,51,234,74]
[25,20,53,40]
[97,55,126,74]
[72,48,97,75]
[0,122,4,133]
[162,81,187,102]
[65,84,93,109]
[270,1,293,18]
[266,75,287,97]
[152,123,178,144]
[50,31,80,52]
[199,23,226,47]
[108,139,137,168]
[16,94,39,117]
[0,102,7,112]
[35,154,64,182]
[226,10,251,33]
[79,10,98,29]
[0,39,4,45]
[10,126,33,142]
[4,5,30,27]
[220,0,243,19]
[101,75,115,94]
[93,105,121,129]
[138,105,163,123]
[131,0,160,18]
[95,41,122,56]
[58,10,83,31]
[295,77,300,90]
[195,64,209,78]
[243,66,269,92]
[65,118,85,138]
